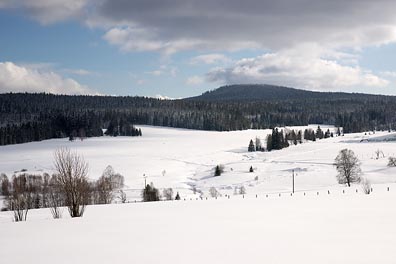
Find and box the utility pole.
[292,169,295,193]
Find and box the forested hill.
[187,84,384,101]
[0,86,396,146]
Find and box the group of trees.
[104,119,142,137]
[0,150,125,221]
[142,184,180,202]
[249,126,337,152]
[303,126,335,141]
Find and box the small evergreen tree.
[249,166,254,173]
[175,192,181,200]
[214,165,223,176]
[248,139,255,152]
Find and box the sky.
[1,0,396,98]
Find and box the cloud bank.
[0,62,92,94]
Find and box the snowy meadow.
[1,125,396,264]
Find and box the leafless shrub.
[209,187,220,198]
[0,173,10,196]
[48,175,63,219]
[388,157,396,167]
[117,190,127,203]
[360,178,372,195]
[239,186,246,195]
[163,188,174,200]
[375,149,385,160]
[96,174,114,204]
[53,148,90,218]
[7,175,30,222]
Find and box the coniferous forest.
[1,84,396,146]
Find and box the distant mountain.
[187,84,383,101]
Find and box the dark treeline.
[0,90,395,145]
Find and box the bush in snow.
[209,187,220,198]
[118,190,127,203]
[6,175,31,222]
[0,173,10,196]
[239,186,246,195]
[175,192,181,200]
[249,166,254,173]
[374,149,385,160]
[163,188,174,200]
[360,178,372,195]
[388,157,396,167]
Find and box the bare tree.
[209,187,220,198]
[388,157,396,167]
[0,173,10,196]
[375,149,385,160]
[48,175,63,219]
[163,188,174,200]
[334,149,361,187]
[53,148,89,218]
[7,175,30,222]
[117,190,127,203]
[239,186,246,195]
[360,178,372,195]
[96,174,114,204]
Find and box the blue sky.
[1,1,396,97]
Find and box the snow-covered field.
[1,190,396,264]
[0,125,395,199]
[1,125,396,264]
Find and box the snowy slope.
[1,189,396,264]
[0,125,395,200]
[1,126,396,264]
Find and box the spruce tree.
[248,139,255,152]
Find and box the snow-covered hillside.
[1,126,396,264]
[0,125,396,200]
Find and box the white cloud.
[93,0,396,54]
[145,65,178,77]
[186,76,204,85]
[0,61,93,94]
[64,68,95,76]
[0,0,90,24]
[380,71,396,78]
[190,54,230,65]
[206,47,389,91]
